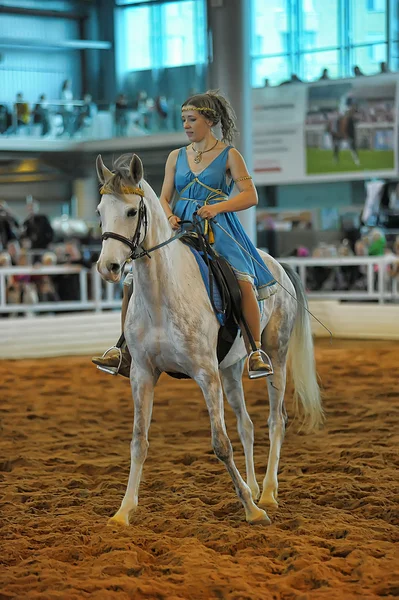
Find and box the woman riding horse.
[93,90,278,377]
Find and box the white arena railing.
[0,255,398,315]
[2,257,399,359]
[280,255,399,303]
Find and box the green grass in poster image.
[306,148,395,174]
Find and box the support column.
[207,0,256,243]
[73,176,99,222]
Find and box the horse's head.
[96,153,146,283]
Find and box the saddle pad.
[188,246,226,326]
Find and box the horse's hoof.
[247,508,271,525]
[258,491,279,509]
[108,511,129,526]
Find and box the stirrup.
[247,348,274,380]
[95,345,122,376]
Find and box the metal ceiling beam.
[0,5,87,20]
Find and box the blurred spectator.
[9,250,39,313]
[14,93,30,132]
[280,73,302,85]
[263,78,270,88]
[319,68,330,81]
[7,240,21,266]
[155,95,169,131]
[34,251,59,304]
[368,228,386,256]
[21,199,54,255]
[0,251,11,267]
[0,201,20,250]
[76,93,97,135]
[53,239,91,302]
[0,103,11,134]
[32,94,50,136]
[0,251,17,314]
[379,61,390,74]
[353,65,365,77]
[136,90,153,130]
[114,93,129,136]
[60,79,75,137]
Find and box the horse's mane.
[102,153,144,198]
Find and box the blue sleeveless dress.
[173,146,277,300]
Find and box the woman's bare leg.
[238,279,272,376]
[121,283,130,331]
[238,280,261,349]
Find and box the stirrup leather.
[95,345,122,376]
[247,348,274,380]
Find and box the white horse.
[96,153,323,526]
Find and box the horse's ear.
[96,154,113,184]
[129,154,143,184]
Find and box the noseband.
[100,184,149,260]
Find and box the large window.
[117,0,206,71]
[251,0,396,86]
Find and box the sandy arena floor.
[0,339,398,600]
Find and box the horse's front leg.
[109,367,158,526]
[220,358,260,501]
[197,368,270,525]
[258,355,287,509]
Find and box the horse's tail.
[281,264,324,432]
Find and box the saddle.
[166,232,242,380]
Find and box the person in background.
[76,93,96,135]
[353,65,365,77]
[13,93,30,132]
[280,73,302,85]
[379,61,390,74]
[60,79,75,137]
[155,95,169,131]
[0,201,20,251]
[114,93,129,137]
[21,199,54,258]
[368,228,386,256]
[32,94,51,136]
[33,251,59,304]
[319,68,330,81]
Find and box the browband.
[100,183,145,197]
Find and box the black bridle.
[101,195,150,260]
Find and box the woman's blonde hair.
[181,90,238,145]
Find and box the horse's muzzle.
[97,260,122,283]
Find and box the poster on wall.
[252,74,398,185]
[305,78,397,177]
[252,85,308,185]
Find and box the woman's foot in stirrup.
[92,348,131,378]
[248,348,273,379]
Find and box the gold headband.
[100,184,144,197]
[181,105,217,115]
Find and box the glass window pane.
[300,0,339,50]
[116,0,158,4]
[162,1,206,67]
[252,56,290,86]
[389,0,399,71]
[351,0,387,44]
[301,49,340,81]
[252,0,291,57]
[124,7,152,70]
[352,44,387,75]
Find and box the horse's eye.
[127,209,137,218]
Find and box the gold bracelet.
[235,175,252,182]
[167,214,174,220]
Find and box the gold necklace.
[192,138,219,164]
